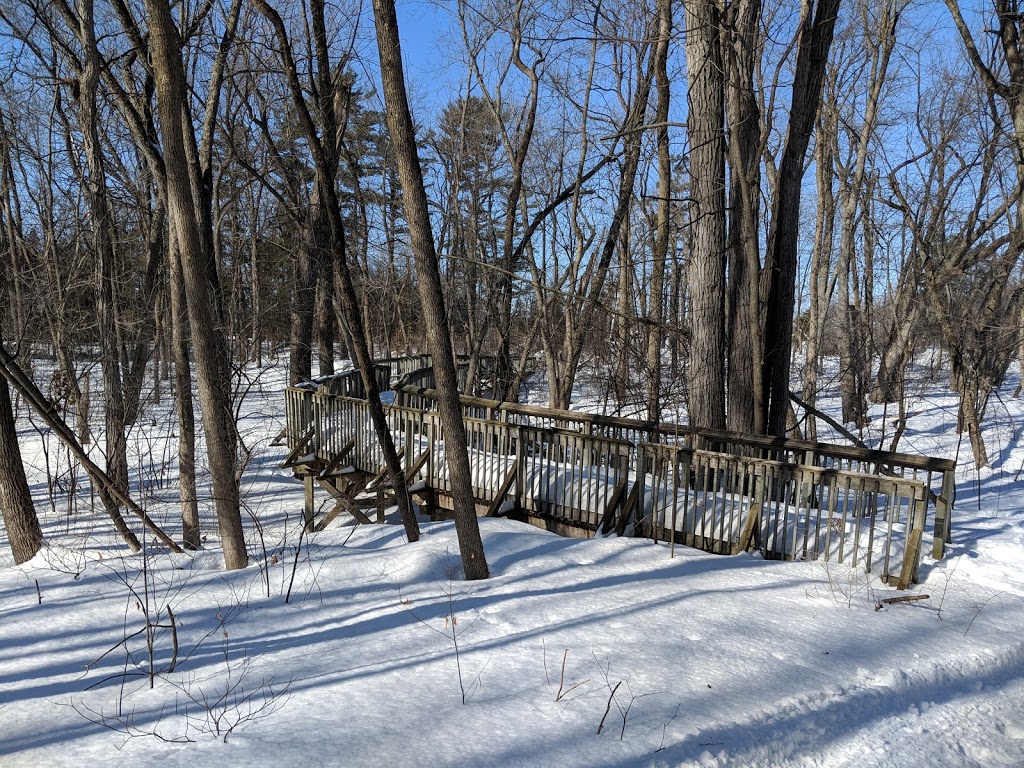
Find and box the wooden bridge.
[282,356,956,589]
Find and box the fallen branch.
[790,391,938,503]
[789,390,872,450]
[875,594,930,611]
[0,346,181,553]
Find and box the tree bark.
[144,0,247,569]
[725,0,764,435]
[645,0,672,426]
[169,231,201,550]
[0,260,42,566]
[0,375,42,565]
[761,0,842,436]
[685,0,728,430]
[372,0,487,576]
[290,182,320,384]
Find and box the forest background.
[1,0,1024,570]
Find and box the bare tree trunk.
[834,1,903,426]
[316,241,336,376]
[614,228,633,407]
[556,33,656,411]
[685,0,727,430]
[725,0,764,435]
[372,0,487,577]
[463,5,543,402]
[76,0,130,497]
[256,0,420,542]
[290,183,320,384]
[0,375,42,565]
[144,0,247,569]
[646,0,672,426]
[169,231,200,550]
[835,235,862,424]
[761,0,841,436]
[803,102,839,440]
[0,251,42,565]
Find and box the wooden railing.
[377,355,433,382]
[396,384,955,556]
[389,354,503,398]
[637,443,930,576]
[283,361,956,587]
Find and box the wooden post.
[932,467,955,560]
[734,467,763,555]
[897,528,923,590]
[304,471,316,532]
[516,425,527,513]
[898,489,928,589]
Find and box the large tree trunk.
[761,0,841,436]
[0,271,42,565]
[372,0,487,577]
[0,375,42,565]
[316,238,336,376]
[685,0,727,430]
[144,0,247,570]
[290,182,321,384]
[725,0,764,435]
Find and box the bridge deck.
[283,359,956,589]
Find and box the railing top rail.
[396,384,957,473]
[307,390,426,414]
[639,442,932,489]
[463,416,635,448]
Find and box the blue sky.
[394,0,462,98]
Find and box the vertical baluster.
[837,475,854,564]
[798,468,812,561]
[865,479,886,573]
[851,475,868,569]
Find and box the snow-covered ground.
[1,357,1023,767]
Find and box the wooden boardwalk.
[282,357,956,589]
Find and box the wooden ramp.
[283,358,956,589]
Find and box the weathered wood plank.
[897,528,923,590]
[486,464,520,517]
[319,438,356,478]
[281,425,316,469]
